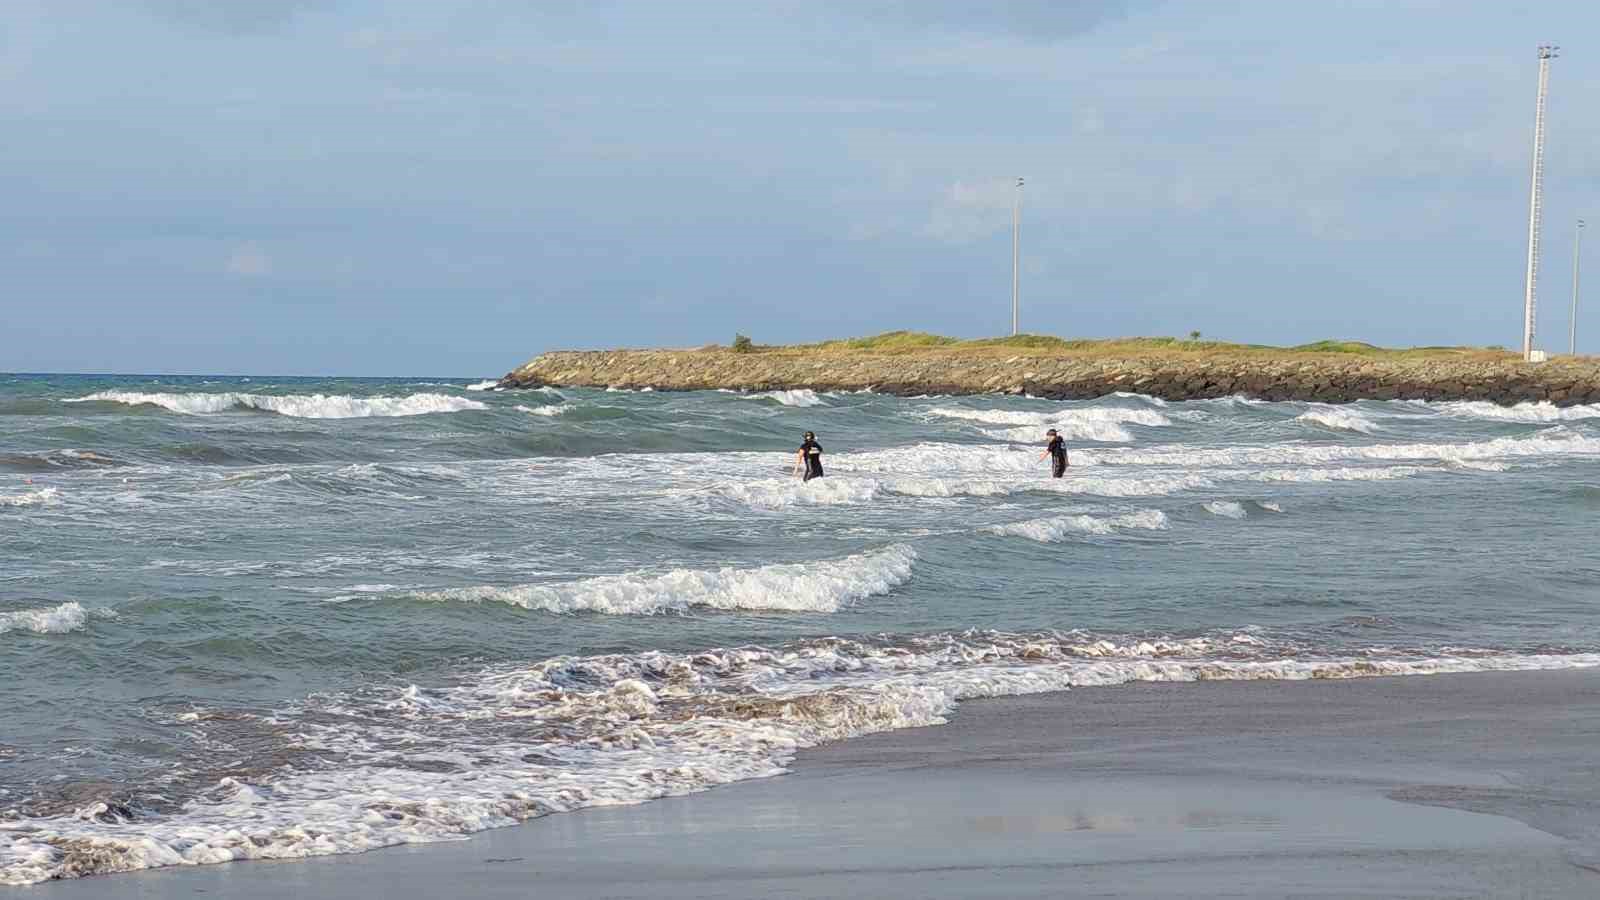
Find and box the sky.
[4,1,1599,375]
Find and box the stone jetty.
[499,347,1600,405]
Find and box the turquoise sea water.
[3,374,1599,884]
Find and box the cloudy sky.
[5,1,1598,374]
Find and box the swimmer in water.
[796,431,824,481]
[1039,428,1068,478]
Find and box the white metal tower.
[1011,177,1024,336]
[1522,44,1558,361]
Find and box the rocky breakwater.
[500,349,1600,405]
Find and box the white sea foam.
[1447,459,1510,472]
[5,632,1596,886]
[932,405,1168,443]
[68,391,487,419]
[0,601,91,636]
[744,389,826,407]
[721,476,885,508]
[1434,400,1600,422]
[1203,500,1247,519]
[0,487,59,508]
[465,380,499,392]
[516,403,573,417]
[415,545,916,615]
[930,406,1170,428]
[988,509,1170,542]
[1075,432,1600,469]
[1246,466,1425,483]
[1295,407,1378,434]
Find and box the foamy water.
[69,390,486,418]
[5,375,1600,884]
[0,602,93,636]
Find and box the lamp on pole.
[1572,218,1586,355]
[1011,177,1023,336]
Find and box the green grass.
[1289,340,1383,354]
[804,331,961,351]
[738,331,1515,360]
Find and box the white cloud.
[923,177,1023,244]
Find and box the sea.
[3,373,1599,885]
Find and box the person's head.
[1046,429,1058,438]
[804,431,815,441]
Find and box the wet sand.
[32,669,1600,898]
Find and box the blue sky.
[5,1,1598,375]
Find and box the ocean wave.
[0,487,60,508]
[720,477,885,508]
[1076,432,1600,469]
[882,471,1217,500]
[0,601,93,636]
[988,509,1169,541]
[1203,500,1247,519]
[1246,466,1425,483]
[1433,400,1600,422]
[743,389,826,407]
[718,467,1213,507]
[1294,407,1378,434]
[930,406,1170,428]
[4,630,1596,885]
[516,403,573,417]
[66,391,487,419]
[932,405,1168,442]
[464,380,499,392]
[0,449,121,472]
[412,545,916,615]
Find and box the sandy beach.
[28,669,1600,899]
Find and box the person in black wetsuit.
[1039,428,1068,478]
[796,431,824,481]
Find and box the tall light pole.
[1572,218,1586,355]
[1011,177,1023,336]
[1522,44,1558,361]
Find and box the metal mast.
[1522,44,1558,361]
[1572,219,1586,355]
[1011,177,1023,336]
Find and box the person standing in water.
[796,431,824,481]
[1039,428,1068,478]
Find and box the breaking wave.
[932,405,1168,442]
[413,545,916,615]
[1075,432,1600,468]
[464,380,499,392]
[67,391,487,419]
[1295,407,1378,434]
[743,389,826,407]
[0,487,60,508]
[721,477,885,508]
[988,509,1170,541]
[1434,400,1600,422]
[1246,466,1424,483]
[3,629,1595,885]
[0,601,92,636]
[1203,500,1248,519]
[516,403,573,417]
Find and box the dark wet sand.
[33,669,1600,898]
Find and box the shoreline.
[499,348,1600,405]
[30,669,1600,898]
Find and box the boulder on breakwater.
[498,346,1600,406]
